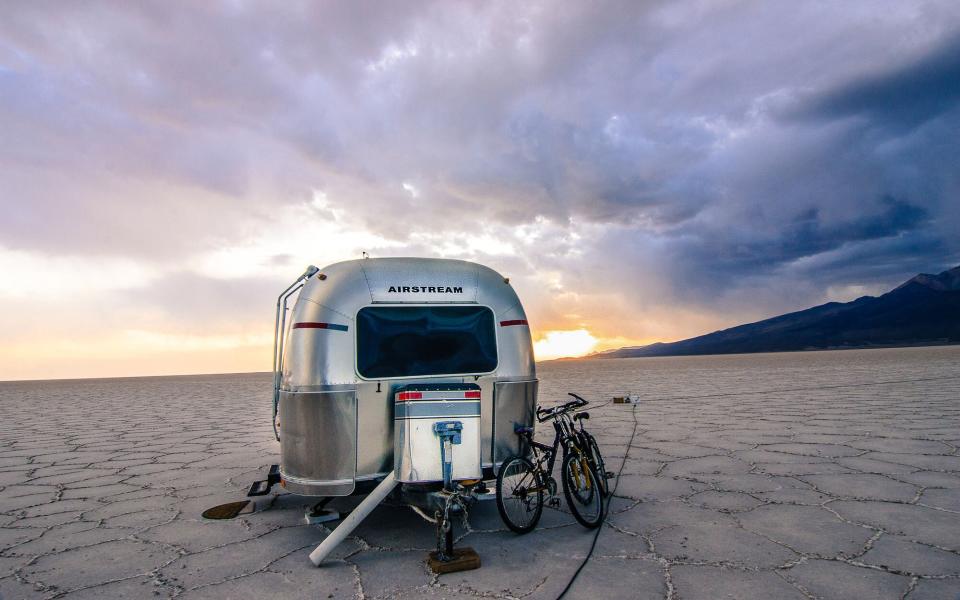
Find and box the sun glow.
[533,329,598,361]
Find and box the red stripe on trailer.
[396,391,423,401]
[292,322,348,331]
[499,319,528,327]
[464,391,481,399]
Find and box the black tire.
[496,456,544,534]
[561,450,605,528]
[582,431,609,498]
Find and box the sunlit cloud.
[0,247,158,299]
[193,199,403,280]
[401,182,420,198]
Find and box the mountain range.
[598,265,960,359]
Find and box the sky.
[1,1,959,380]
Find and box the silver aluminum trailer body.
[275,257,537,497]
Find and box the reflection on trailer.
[264,258,538,566]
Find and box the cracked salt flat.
[1,346,959,600]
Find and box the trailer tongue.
[308,471,397,565]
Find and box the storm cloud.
[1,1,958,377]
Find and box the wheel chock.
[428,547,481,574]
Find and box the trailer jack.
[427,421,480,574]
[428,491,480,574]
[304,497,340,525]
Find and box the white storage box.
[394,384,483,483]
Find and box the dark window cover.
[357,306,497,378]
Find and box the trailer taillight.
[396,390,480,401]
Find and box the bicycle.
[495,393,610,533]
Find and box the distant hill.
[599,265,960,359]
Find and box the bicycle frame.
[515,408,587,494]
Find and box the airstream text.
[387,285,464,293]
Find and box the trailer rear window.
[356,306,497,378]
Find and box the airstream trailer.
[270,257,537,505]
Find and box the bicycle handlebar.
[536,394,589,422]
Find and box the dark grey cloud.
[793,33,960,131]
[1,0,959,342]
[693,197,927,270]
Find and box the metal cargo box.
[394,384,482,484]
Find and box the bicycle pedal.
[548,497,561,508]
[605,471,615,480]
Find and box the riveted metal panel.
[279,390,356,496]
[282,300,356,389]
[492,380,538,467]
[494,303,535,378]
[355,380,393,478]
[475,263,525,315]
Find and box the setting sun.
[533,329,598,361]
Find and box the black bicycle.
[496,393,609,533]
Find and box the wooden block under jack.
[427,547,481,574]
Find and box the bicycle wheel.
[561,450,605,528]
[496,456,544,534]
[582,431,609,498]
